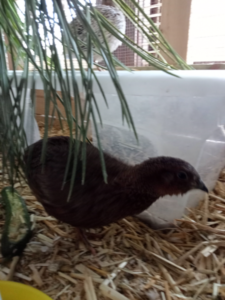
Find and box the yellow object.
[0,281,52,300]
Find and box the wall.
[187,0,225,64]
[160,0,192,64]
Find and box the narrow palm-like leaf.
[0,0,192,195]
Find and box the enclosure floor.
[0,123,224,300]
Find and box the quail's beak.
[198,180,208,193]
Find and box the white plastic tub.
[12,70,225,228]
[15,88,40,146]
[0,87,40,147]
[91,70,225,228]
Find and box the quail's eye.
[177,171,188,180]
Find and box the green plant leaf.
[0,0,192,197]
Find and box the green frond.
[0,0,191,197]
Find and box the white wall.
[187,0,225,64]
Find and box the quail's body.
[24,136,208,232]
[24,137,157,228]
[69,4,126,63]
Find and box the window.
[105,0,162,67]
[187,0,225,64]
[10,0,162,70]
